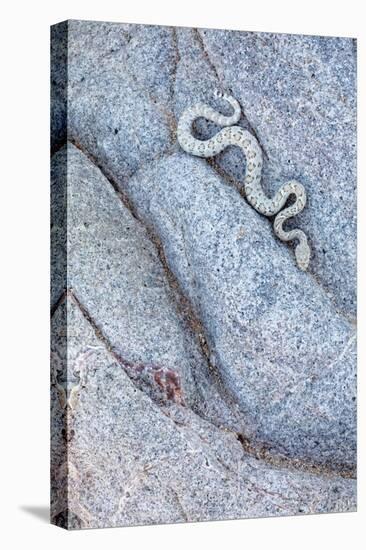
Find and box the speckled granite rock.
[124,151,356,468]
[51,294,356,529]
[51,22,67,153]
[51,20,357,529]
[53,143,240,429]
[67,20,176,180]
[173,27,257,167]
[64,23,356,318]
[196,29,357,319]
[50,147,66,308]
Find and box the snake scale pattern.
[177,92,311,271]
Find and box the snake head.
[295,241,311,271]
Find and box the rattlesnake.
[177,91,311,271]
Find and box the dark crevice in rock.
[68,139,139,220]
[123,58,177,147]
[55,290,239,451]
[68,289,121,363]
[69,137,176,188]
[51,139,67,157]
[52,291,355,481]
[194,31,356,322]
[206,156,247,198]
[165,402,355,480]
[62,141,355,479]
[204,156,356,326]
[156,104,177,147]
[192,28,221,83]
[67,289,184,407]
[169,26,180,114]
[194,28,268,159]
[67,139,244,426]
[235,433,356,480]
[51,289,67,318]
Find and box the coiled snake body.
[177,92,311,271]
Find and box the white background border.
[0,1,363,548]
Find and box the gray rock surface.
[51,148,66,308]
[54,143,240,429]
[51,20,357,528]
[51,293,356,529]
[125,151,356,468]
[196,29,357,318]
[51,22,67,153]
[67,20,176,180]
[64,22,357,318]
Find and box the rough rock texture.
[196,30,357,319]
[67,20,177,180]
[53,143,240,429]
[51,293,356,529]
[125,151,356,468]
[51,147,67,309]
[51,20,357,529]
[51,22,68,154]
